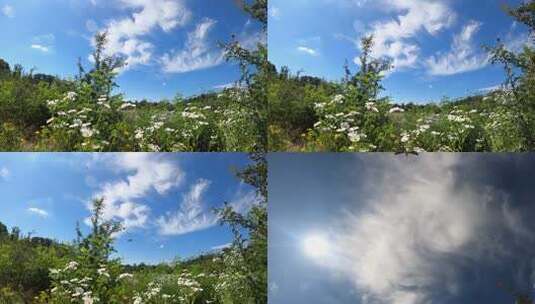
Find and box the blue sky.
[268,0,530,103]
[0,0,263,101]
[269,153,535,304]
[0,153,257,265]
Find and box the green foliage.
[0,0,267,152]
[269,2,535,152]
[0,224,72,303]
[485,0,535,151]
[0,152,267,304]
[215,152,267,304]
[221,0,269,152]
[0,62,69,145]
[0,122,24,151]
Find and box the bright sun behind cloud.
[303,234,330,259]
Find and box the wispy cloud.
[211,243,231,251]
[426,21,489,76]
[213,82,243,90]
[478,84,504,92]
[160,18,224,74]
[157,179,218,235]
[31,44,50,53]
[1,4,14,18]
[269,6,281,20]
[0,167,9,180]
[28,207,49,218]
[297,46,319,56]
[157,179,259,236]
[30,34,56,53]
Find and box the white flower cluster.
[365,102,379,113]
[131,270,206,304]
[49,261,99,303]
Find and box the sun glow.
[303,234,330,259]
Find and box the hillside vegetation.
[0,153,267,304]
[268,1,535,152]
[0,0,267,153]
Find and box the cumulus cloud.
[28,207,49,218]
[360,0,455,70]
[98,0,191,70]
[2,4,14,18]
[322,155,535,304]
[88,153,184,232]
[426,21,489,76]
[160,18,225,74]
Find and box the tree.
[75,198,123,272]
[487,1,535,150]
[0,222,7,239]
[235,0,267,26]
[77,32,126,100]
[0,59,10,76]
[345,35,392,104]
[45,198,123,303]
[216,152,267,303]
[10,227,20,241]
[222,0,270,152]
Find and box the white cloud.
[28,207,49,218]
[322,156,530,304]
[228,183,261,214]
[89,153,184,232]
[236,27,266,52]
[157,179,218,235]
[211,243,231,251]
[31,44,50,53]
[478,84,504,92]
[2,4,14,18]
[426,21,489,76]
[160,18,224,74]
[99,0,191,70]
[86,19,98,32]
[30,34,55,53]
[361,0,455,70]
[157,179,259,236]
[213,82,238,90]
[297,46,319,56]
[269,6,281,20]
[502,22,534,53]
[0,167,9,180]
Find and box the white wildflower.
[119,103,136,110]
[389,107,405,114]
[80,126,94,138]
